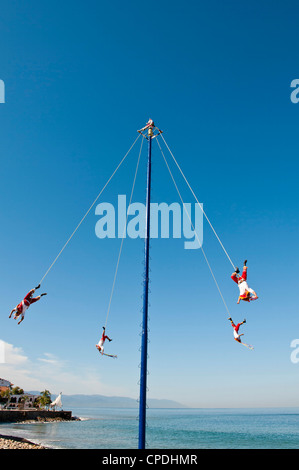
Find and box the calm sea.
[1,407,299,449]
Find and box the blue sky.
[1,0,299,408]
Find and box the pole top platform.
[137,119,163,139]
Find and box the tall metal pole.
[138,125,153,449]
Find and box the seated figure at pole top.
[138,119,162,136]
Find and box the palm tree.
[0,388,11,406]
[37,390,52,409]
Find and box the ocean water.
[1,407,299,449]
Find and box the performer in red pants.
[231,260,258,303]
[9,285,47,325]
[228,317,246,343]
[96,326,112,355]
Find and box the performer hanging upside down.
[228,317,246,343]
[231,260,258,304]
[9,285,47,325]
[96,326,112,355]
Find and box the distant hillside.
[26,392,186,409]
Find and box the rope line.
[159,133,236,271]
[156,137,231,317]
[39,134,141,285]
[104,136,144,328]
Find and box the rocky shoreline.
[0,434,47,449]
[11,415,80,423]
[0,415,81,449]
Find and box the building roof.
[0,378,12,387]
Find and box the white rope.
[160,133,236,271]
[104,136,144,328]
[156,137,231,317]
[39,134,141,285]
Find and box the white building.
[5,393,40,410]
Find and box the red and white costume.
[18,289,39,312]
[12,289,40,319]
[138,119,162,134]
[138,119,155,132]
[231,267,255,301]
[231,321,243,341]
[96,330,111,355]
